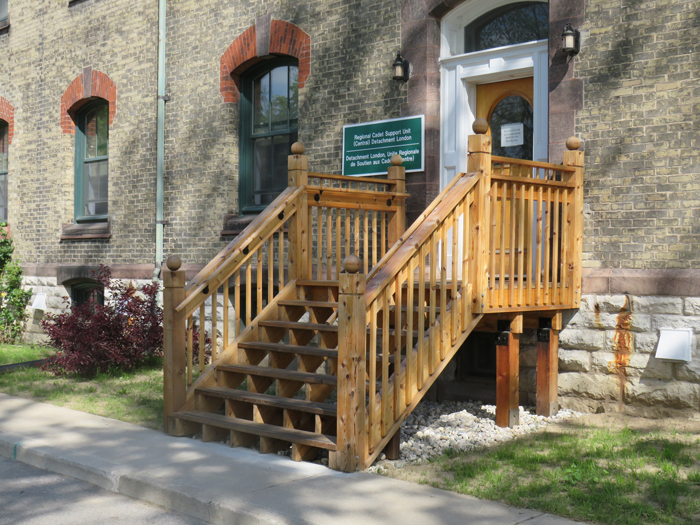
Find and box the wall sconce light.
[562,23,580,56]
[392,52,409,82]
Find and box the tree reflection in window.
[465,2,548,53]
[490,95,533,160]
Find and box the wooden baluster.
[211,288,218,361]
[363,210,369,274]
[223,278,229,350]
[335,258,367,472]
[418,244,426,390]
[245,262,252,325]
[287,142,308,281]
[257,247,263,315]
[489,181,497,306]
[186,317,193,386]
[234,269,241,336]
[317,208,323,280]
[451,210,459,342]
[406,258,415,402]
[345,210,351,259]
[369,301,378,451]
[561,189,570,306]
[429,232,437,374]
[462,198,470,326]
[499,182,507,308]
[327,208,332,280]
[508,184,517,307]
[440,221,448,360]
[394,274,402,418]
[552,189,560,305]
[535,187,543,306]
[279,231,284,289]
[268,238,274,305]
[387,155,406,248]
[372,211,378,267]
[527,185,535,306]
[543,188,552,306]
[381,288,390,436]
[308,206,314,279]
[517,184,525,306]
[336,210,341,278]
[199,303,206,372]
[163,255,187,435]
[355,208,360,257]
[381,212,386,257]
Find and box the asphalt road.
[0,457,208,525]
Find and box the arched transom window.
[464,2,548,53]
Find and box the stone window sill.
[0,18,10,34]
[61,220,111,240]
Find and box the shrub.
[42,265,164,377]
[0,223,32,343]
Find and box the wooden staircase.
[162,127,585,472]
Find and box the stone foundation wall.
[520,294,700,417]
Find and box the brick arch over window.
[0,96,14,145]
[220,18,310,103]
[60,67,117,134]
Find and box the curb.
[0,434,305,525]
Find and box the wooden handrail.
[365,173,479,305]
[307,172,398,185]
[491,156,577,172]
[366,172,473,283]
[177,186,303,315]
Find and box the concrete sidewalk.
[0,394,583,525]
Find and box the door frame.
[440,40,549,189]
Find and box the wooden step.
[197,386,337,416]
[259,320,338,332]
[297,280,339,287]
[278,300,338,309]
[174,410,337,450]
[239,341,337,359]
[218,364,338,385]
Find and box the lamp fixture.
[392,52,409,82]
[562,23,580,56]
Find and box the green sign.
[342,115,424,176]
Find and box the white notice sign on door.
[501,123,524,147]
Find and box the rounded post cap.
[566,136,581,150]
[291,142,305,155]
[390,154,403,166]
[472,118,489,134]
[343,254,362,274]
[166,255,182,271]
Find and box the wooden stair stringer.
[363,309,484,468]
[174,280,298,416]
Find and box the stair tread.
[239,341,337,358]
[218,364,338,385]
[197,386,338,416]
[260,320,338,332]
[174,410,337,450]
[279,300,338,308]
[297,280,339,287]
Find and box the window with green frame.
[240,59,298,213]
[75,100,109,222]
[0,120,8,222]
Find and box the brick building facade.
[1,0,699,416]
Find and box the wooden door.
[477,78,534,288]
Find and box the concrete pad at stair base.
[0,394,585,525]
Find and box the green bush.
[0,224,31,343]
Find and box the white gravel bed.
[367,400,583,470]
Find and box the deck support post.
[163,256,187,435]
[333,266,367,472]
[387,157,406,247]
[496,315,521,428]
[536,316,560,417]
[383,429,401,460]
[467,121,492,313]
[288,143,309,282]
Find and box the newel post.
[468,119,492,313]
[387,154,406,247]
[332,255,367,472]
[163,254,187,435]
[288,142,309,281]
[563,136,584,306]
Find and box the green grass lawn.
[0,344,55,365]
[430,422,700,525]
[0,357,164,430]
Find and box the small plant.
[0,223,32,343]
[42,265,163,377]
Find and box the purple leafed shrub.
[42,266,164,376]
